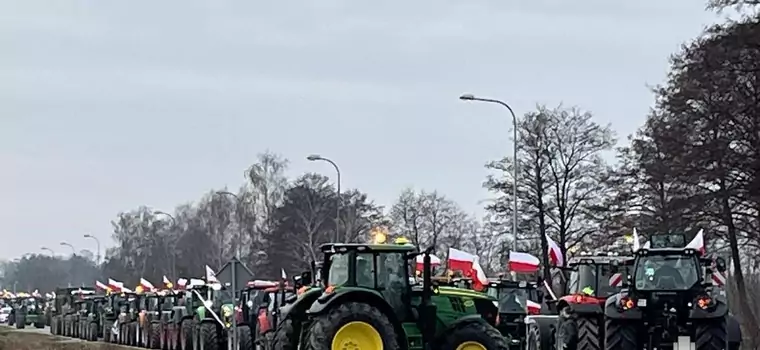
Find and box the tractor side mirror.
[715,257,727,273]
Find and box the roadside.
[0,325,135,350]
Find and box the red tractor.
[237,281,294,350]
[554,252,631,350]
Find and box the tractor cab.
[561,253,630,309]
[486,279,542,348]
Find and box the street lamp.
[155,210,179,279]
[83,234,101,265]
[459,93,519,252]
[60,242,76,256]
[41,247,55,257]
[216,191,243,258]
[307,154,342,242]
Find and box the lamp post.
[155,210,179,279]
[60,242,76,256]
[216,191,244,259]
[41,247,55,257]
[459,93,519,252]
[83,234,101,265]
[307,154,342,242]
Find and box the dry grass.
[0,327,135,350]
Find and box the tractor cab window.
[328,253,350,287]
[634,254,700,290]
[356,253,375,288]
[376,252,407,290]
[568,264,596,296]
[488,287,528,313]
[147,297,159,310]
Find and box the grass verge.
[0,326,132,350]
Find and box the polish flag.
[162,276,173,287]
[176,278,188,290]
[281,268,288,280]
[205,265,219,283]
[712,271,726,287]
[447,248,489,289]
[140,278,155,291]
[632,228,641,252]
[685,229,706,255]
[415,254,441,271]
[527,300,541,315]
[609,273,623,287]
[508,251,540,273]
[95,281,109,291]
[546,234,565,267]
[108,278,124,292]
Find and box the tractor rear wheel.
[16,315,25,329]
[237,325,253,350]
[180,319,193,350]
[272,317,297,350]
[151,322,162,349]
[89,322,98,341]
[577,316,601,350]
[304,302,398,350]
[438,319,508,350]
[199,322,218,350]
[695,317,727,350]
[604,319,636,350]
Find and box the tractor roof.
[320,243,417,253]
[568,255,630,266]
[634,247,700,257]
[488,279,536,289]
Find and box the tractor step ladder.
[674,336,695,350]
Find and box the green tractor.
[50,287,80,335]
[280,242,509,350]
[151,290,185,350]
[272,261,326,350]
[14,295,46,329]
[185,279,236,350]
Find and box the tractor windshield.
[488,287,529,313]
[327,253,350,286]
[568,264,620,297]
[634,254,700,290]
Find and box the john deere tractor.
[272,261,326,350]
[604,234,730,350]
[298,242,508,350]
[14,295,46,329]
[185,279,235,350]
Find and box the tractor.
[49,287,78,335]
[298,242,508,350]
[486,279,542,349]
[144,290,170,349]
[553,253,631,350]
[81,295,107,341]
[118,291,144,346]
[272,262,327,350]
[102,292,124,343]
[185,279,235,350]
[237,280,295,350]
[604,234,729,350]
[159,290,189,350]
[14,295,46,329]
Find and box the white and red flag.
[508,251,540,273]
[546,234,565,267]
[415,254,442,271]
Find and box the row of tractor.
[42,232,743,350]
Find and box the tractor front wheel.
[15,315,25,329]
[199,322,218,350]
[150,322,162,349]
[604,319,636,350]
[438,319,508,350]
[180,319,193,350]
[89,322,98,341]
[304,302,398,350]
[695,317,727,350]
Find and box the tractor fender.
[726,314,742,344]
[557,296,604,315]
[689,299,728,319]
[307,289,389,316]
[279,288,322,322]
[604,293,642,320]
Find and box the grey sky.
[1,0,721,259]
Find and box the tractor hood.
[435,286,493,300]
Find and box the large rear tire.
[695,317,727,350]
[200,322,219,350]
[16,315,25,329]
[304,302,399,350]
[604,319,636,350]
[438,319,509,350]
[89,322,98,341]
[151,322,162,349]
[272,317,297,350]
[180,319,193,350]
[238,325,253,350]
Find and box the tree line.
[2,0,759,346]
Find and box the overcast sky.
[0,0,722,259]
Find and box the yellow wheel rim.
[456,341,487,350]
[331,321,382,350]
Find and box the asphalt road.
[1,323,51,334]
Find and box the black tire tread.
[151,322,162,349]
[604,319,636,350]
[304,302,399,350]
[695,317,727,350]
[272,317,297,350]
[200,322,218,350]
[577,317,600,350]
[181,319,193,350]
[439,319,509,350]
[238,325,254,350]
